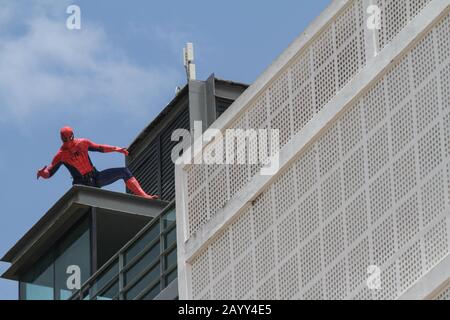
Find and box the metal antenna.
[183,42,196,81]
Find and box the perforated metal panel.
[211,229,231,277]
[184,0,368,238]
[376,0,433,50]
[348,237,370,295]
[278,253,301,300]
[213,270,233,300]
[191,248,211,299]
[180,0,450,300]
[234,250,254,299]
[434,283,450,300]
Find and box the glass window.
[164,227,176,250]
[165,268,177,286]
[125,223,160,263]
[125,242,160,284]
[55,217,91,300]
[165,248,177,271]
[19,251,54,300]
[125,265,160,300]
[90,260,119,298]
[162,209,176,229]
[96,280,119,300]
[142,283,161,300]
[19,211,92,300]
[26,205,179,300]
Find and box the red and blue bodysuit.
[37,127,158,200]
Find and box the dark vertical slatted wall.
[128,107,190,201]
[215,97,235,119]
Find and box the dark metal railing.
[69,201,177,300]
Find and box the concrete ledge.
[399,254,450,300]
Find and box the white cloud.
[0,1,182,124]
[153,25,192,55]
[0,6,12,27]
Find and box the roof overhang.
[1,186,169,280]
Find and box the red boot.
[126,177,159,200]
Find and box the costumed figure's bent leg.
[96,167,159,199]
[126,177,159,199]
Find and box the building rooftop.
[1,186,168,281]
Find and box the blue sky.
[0,0,331,299]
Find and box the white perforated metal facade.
[176,0,450,300]
[434,283,450,300]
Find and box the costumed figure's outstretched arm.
[84,139,129,156]
[37,152,63,179]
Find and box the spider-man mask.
[60,126,74,143]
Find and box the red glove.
[37,166,50,179]
[117,148,129,156]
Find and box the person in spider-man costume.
[37,126,159,200]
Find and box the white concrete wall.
[176,0,450,300]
